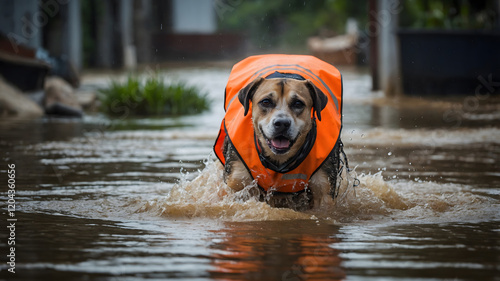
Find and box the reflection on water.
[0,67,499,280]
[339,221,500,280]
[209,221,344,281]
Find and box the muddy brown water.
[1,67,499,280]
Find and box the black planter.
[398,29,500,96]
[0,51,50,92]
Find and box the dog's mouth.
[266,135,294,154]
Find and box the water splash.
[136,161,312,221]
[134,161,499,224]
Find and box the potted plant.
[397,0,500,96]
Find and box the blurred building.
[0,0,244,73]
[152,0,244,61]
[0,0,81,89]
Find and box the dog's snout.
[273,118,291,133]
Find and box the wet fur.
[222,78,341,210]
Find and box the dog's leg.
[309,140,343,208]
[222,137,253,191]
[309,170,334,208]
[225,161,253,191]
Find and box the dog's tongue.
[271,138,290,149]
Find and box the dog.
[214,55,348,210]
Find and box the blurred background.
[1,0,499,115]
[1,2,500,280]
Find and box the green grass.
[99,75,210,117]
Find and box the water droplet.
[388,152,392,156]
[160,24,162,30]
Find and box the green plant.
[143,76,168,115]
[98,75,210,117]
[164,82,210,116]
[400,0,498,30]
[99,76,142,116]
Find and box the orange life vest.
[214,54,343,193]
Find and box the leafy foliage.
[400,0,498,29]
[99,75,210,117]
[218,0,368,49]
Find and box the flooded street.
[1,66,499,280]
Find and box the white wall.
[172,0,216,34]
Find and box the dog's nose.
[273,118,291,133]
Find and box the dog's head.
[238,76,328,162]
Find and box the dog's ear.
[305,81,328,121]
[238,77,264,116]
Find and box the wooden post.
[369,0,379,91]
[67,0,82,70]
[96,0,114,68]
[371,0,402,97]
[133,0,153,64]
[378,0,402,97]
[120,0,136,69]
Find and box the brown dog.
[222,76,345,210]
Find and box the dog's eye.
[292,100,305,109]
[259,99,274,108]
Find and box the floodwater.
[1,65,499,281]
